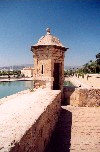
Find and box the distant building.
[21,67,34,77]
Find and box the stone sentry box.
[31,28,69,90]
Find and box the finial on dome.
[46,28,51,35]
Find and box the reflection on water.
[0,81,34,99]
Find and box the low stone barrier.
[0,89,61,152]
[63,86,100,107]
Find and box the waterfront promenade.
[65,74,100,89]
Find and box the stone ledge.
[63,86,100,107]
[0,89,61,152]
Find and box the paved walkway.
[65,76,100,89]
[65,77,91,89]
[45,106,100,152]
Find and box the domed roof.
[34,28,65,47]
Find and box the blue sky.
[0,0,100,67]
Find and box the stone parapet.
[0,89,61,152]
[63,86,100,107]
[33,76,54,89]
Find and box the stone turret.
[31,28,69,90]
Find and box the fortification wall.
[63,86,100,107]
[0,89,61,152]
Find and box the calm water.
[0,81,34,99]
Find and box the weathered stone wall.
[51,47,65,90]
[33,47,52,78]
[63,86,100,107]
[63,86,79,106]
[0,89,61,152]
[32,46,65,89]
[78,89,100,107]
[34,80,46,89]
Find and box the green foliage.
[0,71,2,76]
[64,53,100,77]
[96,53,100,73]
[29,88,34,92]
[0,70,21,76]
[64,69,75,77]
[76,53,100,74]
[82,73,84,78]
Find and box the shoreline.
[0,78,34,101]
[0,77,33,82]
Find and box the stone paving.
[45,106,100,152]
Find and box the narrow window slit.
[42,65,43,74]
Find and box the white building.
[21,67,34,77]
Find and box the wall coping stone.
[0,88,61,151]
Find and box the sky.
[0,0,100,67]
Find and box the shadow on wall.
[62,86,77,106]
[45,108,72,152]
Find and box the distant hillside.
[0,64,33,70]
[64,66,81,70]
[0,64,81,71]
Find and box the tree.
[0,71,2,76]
[96,53,100,73]
[96,53,100,64]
